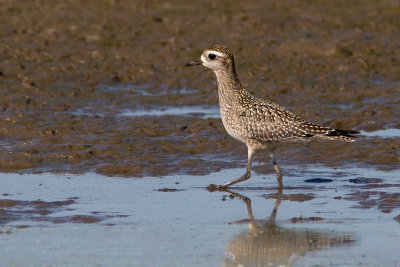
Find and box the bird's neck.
[214,66,243,100]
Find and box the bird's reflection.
[219,189,355,267]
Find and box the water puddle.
[120,105,220,118]
[361,128,400,138]
[99,84,152,92]
[71,107,103,117]
[99,84,197,95]
[0,165,399,266]
[69,85,203,118]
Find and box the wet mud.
[263,193,315,202]
[290,216,324,223]
[0,198,75,225]
[344,190,400,213]
[0,0,399,178]
[0,197,122,228]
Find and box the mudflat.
[0,0,399,177]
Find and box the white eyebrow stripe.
[207,50,224,57]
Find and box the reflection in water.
[221,190,355,267]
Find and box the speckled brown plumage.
[220,85,356,143]
[186,44,359,190]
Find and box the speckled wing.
[241,103,332,142]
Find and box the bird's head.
[185,44,235,73]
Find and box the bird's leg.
[271,154,283,190]
[221,148,256,187]
[208,147,256,191]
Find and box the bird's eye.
[208,53,216,60]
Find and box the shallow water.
[362,128,400,138]
[1,165,399,266]
[99,84,197,95]
[120,105,220,118]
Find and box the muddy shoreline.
[0,0,399,177]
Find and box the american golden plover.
[186,45,359,190]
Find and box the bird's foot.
[207,184,228,192]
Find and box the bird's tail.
[302,122,360,142]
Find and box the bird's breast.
[219,102,252,141]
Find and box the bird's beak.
[185,59,202,67]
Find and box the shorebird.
[185,44,359,190]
